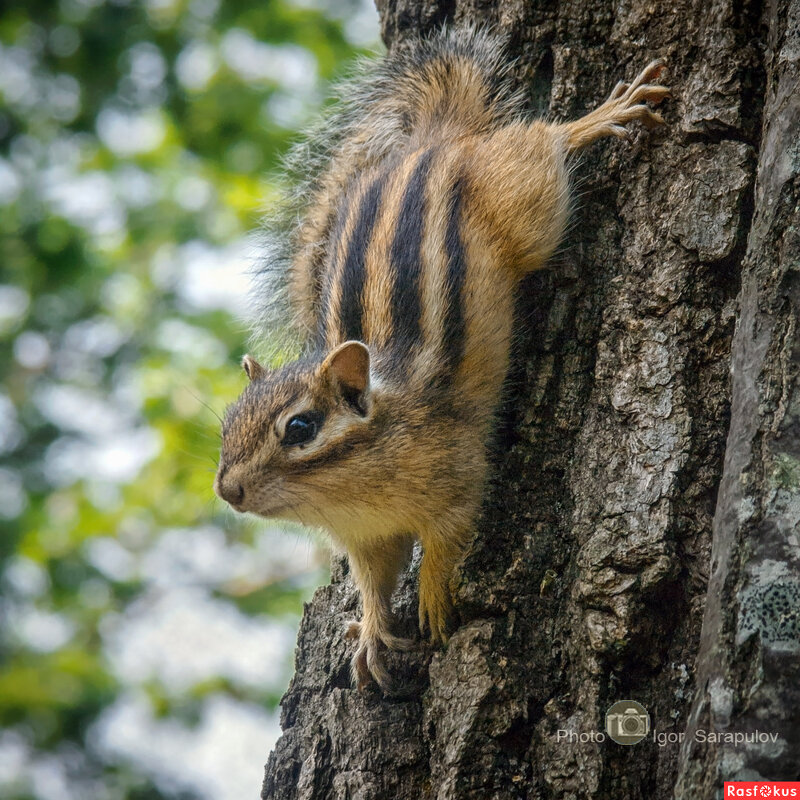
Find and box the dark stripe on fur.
[317,193,354,346]
[338,173,387,342]
[442,175,467,370]
[389,148,436,355]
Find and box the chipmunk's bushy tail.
[250,25,523,355]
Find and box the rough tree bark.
[262,1,799,798]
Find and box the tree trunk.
[262,1,799,798]
[675,0,800,792]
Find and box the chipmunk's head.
[214,341,381,525]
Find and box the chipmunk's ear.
[322,341,370,411]
[241,354,266,382]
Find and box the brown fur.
[215,37,669,691]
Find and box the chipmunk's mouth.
[252,503,288,518]
[223,495,288,517]
[221,500,290,520]
[213,469,299,519]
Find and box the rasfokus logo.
[724,783,800,797]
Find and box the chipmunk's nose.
[214,471,245,508]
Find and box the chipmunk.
[214,26,669,691]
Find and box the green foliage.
[0,0,377,797]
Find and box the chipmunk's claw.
[345,619,414,691]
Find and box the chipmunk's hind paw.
[611,59,671,128]
[561,58,670,152]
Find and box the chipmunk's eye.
[283,412,321,447]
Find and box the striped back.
[315,147,468,384]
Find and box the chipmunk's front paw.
[345,620,413,691]
[418,587,452,645]
[351,635,389,691]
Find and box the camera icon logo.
[605,700,650,745]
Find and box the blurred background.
[0,0,380,797]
